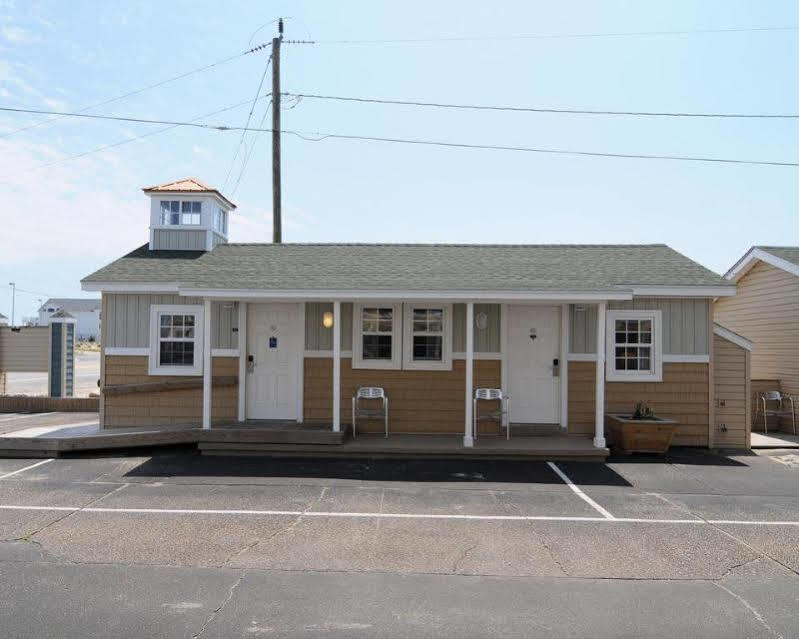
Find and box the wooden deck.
[0,415,608,460]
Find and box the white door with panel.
[246,303,301,420]
[508,306,561,423]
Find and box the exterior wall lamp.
[322,311,334,328]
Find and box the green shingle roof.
[83,243,731,293]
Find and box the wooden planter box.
[606,413,678,454]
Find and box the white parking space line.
[0,412,55,423]
[547,462,615,519]
[0,458,53,480]
[0,504,798,526]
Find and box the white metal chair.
[352,387,389,438]
[473,388,510,440]
[754,391,796,435]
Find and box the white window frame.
[159,200,202,227]
[148,304,204,376]
[403,303,453,371]
[352,303,402,370]
[605,309,662,382]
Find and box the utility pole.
[8,282,14,327]
[271,18,283,243]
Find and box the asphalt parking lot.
[1,449,798,638]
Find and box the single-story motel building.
[80,179,752,456]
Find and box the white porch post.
[594,301,607,447]
[332,300,341,432]
[237,301,247,422]
[560,303,569,431]
[202,298,212,430]
[464,301,475,447]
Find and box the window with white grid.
[148,305,204,375]
[403,304,452,370]
[606,310,662,382]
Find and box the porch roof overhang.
[81,281,735,300]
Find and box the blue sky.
[1,1,798,322]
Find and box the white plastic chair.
[352,387,389,438]
[473,388,510,440]
[755,391,796,435]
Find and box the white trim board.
[662,354,710,363]
[713,324,753,351]
[180,288,634,302]
[630,285,735,297]
[104,347,149,356]
[569,353,708,363]
[567,353,596,362]
[725,247,799,282]
[105,347,239,357]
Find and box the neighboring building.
[38,298,101,340]
[716,247,799,431]
[82,178,748,449]
[0,313,7,326]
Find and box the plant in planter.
[606,401,678,454]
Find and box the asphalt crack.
[450,542,479,574]
[191,570,245,638]
[714,582,784,638]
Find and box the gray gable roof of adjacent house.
[757,246,799,267]
[82,243,731,293]
[39,298,101,313]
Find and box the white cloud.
[0,136,144,267]
[1,24,39,44]
[42,96,66,110]
[192,144,211,158]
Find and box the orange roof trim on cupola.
[142,177,237,209]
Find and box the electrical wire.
[1,105,797,168]
[314,25,799,45]
[283,92,799,119]
[230,99,273,195]
[9,96,270,175]
[0,42,271,140]
[222,54,273,190]
[1,285,55,298]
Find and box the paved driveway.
[3,350,100,397]
[0,450,797,637]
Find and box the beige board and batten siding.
[0,326,49,372]
[102,293,238,350]
[569,298,710,355]
[715,260,799,399]
[304,302,501,353]
[151,229,207,251]
[712,332,751,448]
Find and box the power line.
[314,25,799,45]
[10,96,270,175]
[222,53,273,190]
[1,285,54,298]
[282,129,799,168]
[231,100,273,195]
[0,42,271,140]
[1,104,797,168]
[284,92,799,119]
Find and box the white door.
[246,303,300,420]
[508,306,560,423]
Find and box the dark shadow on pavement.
[123,454,635,486]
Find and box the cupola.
[143,178,236,251]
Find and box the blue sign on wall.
[269,336,277,349]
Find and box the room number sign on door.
[269,337,277,348]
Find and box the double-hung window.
[403,304,452,370]
[159,200,202,226]
[148,305,204,376]
[352,303,401,369]
[214,207,227,234]
[606,310,662,382]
